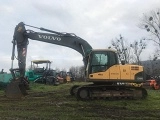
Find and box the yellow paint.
[89,64,143,82]
[118,65,131,80]
[66,75,71,82]
[109,65,120,79]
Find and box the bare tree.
[69,66,77,77]
[153,48,160,60]
[110,35,132,63]
[61,68,67,72]
[55,67,60,73]
[145,49,160,76]
[78,66,85,80]
[139,9,160,48]
[110,35,147,64]
[148,55,156,75]
[69,66,85,81]
[130,39,146,65]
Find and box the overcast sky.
[0,0,160,72]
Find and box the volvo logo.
[38,35,61,41]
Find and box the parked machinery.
[5,22,148,99]
[0,69,13,89]
[143,76,160,90]
[25,60,52,81]
[34,69,59,85]
[57,71,74,83]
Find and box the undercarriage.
[70,83,148,100]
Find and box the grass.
[0,82,160,120]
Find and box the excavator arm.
[6,22,92,98]
[14,22,92,76]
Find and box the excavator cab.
[86,49,119,81]
[87,50,118,74]
[86,49,145,84]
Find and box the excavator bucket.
[5,78,28,99]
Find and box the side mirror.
[121,60,125,65]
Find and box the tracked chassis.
[70,84,148,100]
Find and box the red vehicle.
[143,79,160,90]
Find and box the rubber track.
[75,84,148,100]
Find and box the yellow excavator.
[5,22,147,99]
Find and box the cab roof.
[32,60,51,64]
[92,49,117,52]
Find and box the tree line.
[54,66,85,81]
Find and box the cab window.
[90,52,108,73]
[89,51,118,74]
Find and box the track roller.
[76,87,89,100]
[72,84,148,100]
[70,85,80,96]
